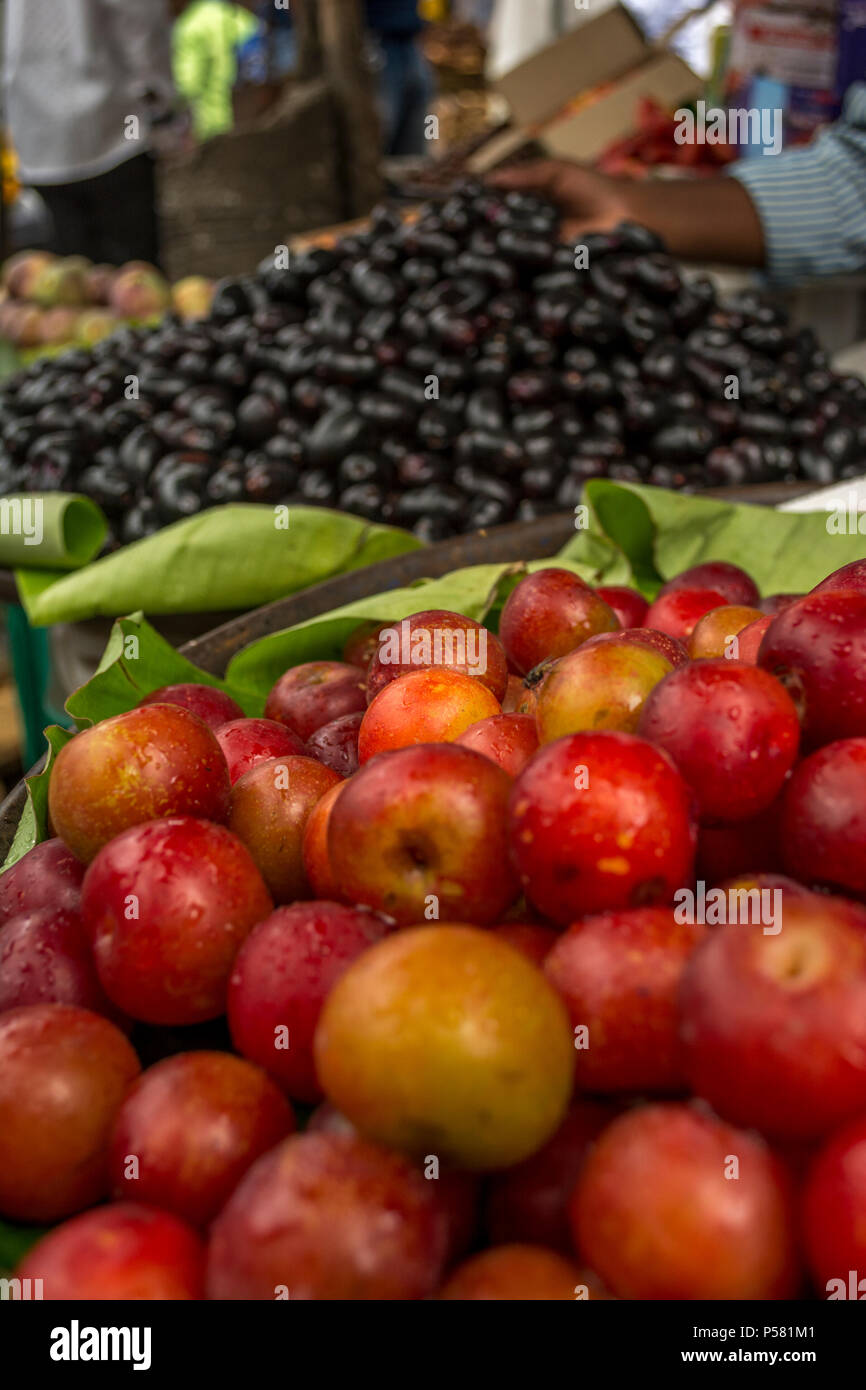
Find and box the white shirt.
[3,0,175,184]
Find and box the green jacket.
[172,1,258,140]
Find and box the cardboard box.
[467,1,702,172]
[492,0,648,129]
[543,53,701,162]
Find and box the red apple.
[508,731,696,925]
[138,682,243,730]
[499,568,619,676]
[545,906,705,1092]
[305,711,362,777]
[737,613,773,664]
[595,584,648,629]
[0,905,125,1023]
[680,895,866,1140]
[0,1003,140,1222]
[358,667,501,763]
[571,1103,800,1299]
[455,712,539,776]
[228,901,392,1103]
[206,1131,451,1300]
[301,781,345,901]
[658,561,759,607]
[215,717,306,785]
[108,1051,295,1227]
[328,743,518,926]
[82,817,273,1025]
[802,1114,866,1298]
[642,587,728,641]
[637,660,800,825]
[781,738,866,896]
[264,661,367,740]
[16,1203,205,1300]
[48,704,231,863]
[811,559,866,596]
[758,589,866,748]
[304,1103,479,1265]
[228,754,341,903]
[0,838,84,926]
[365,609,508,703]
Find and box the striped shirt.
[730,82,866,287]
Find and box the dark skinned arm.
[489,159,766,268]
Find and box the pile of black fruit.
[1,178,865,550]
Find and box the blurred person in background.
[231,0,436,158]
[3,0,181,267]
[234,1,299,86]
[366,0,436,156]
[172,0,259,140]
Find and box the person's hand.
[488,156,766,269]
[488,159,637,242]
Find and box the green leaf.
[577,482,866,598]
[64,612,262,729]
[224,558,599,700]
[1,725,74,871]
[0,492,107,572]
[16,504,421,626]
[0,1220,46,1277]
[577,480,663,594]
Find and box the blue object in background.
[236,3,297,82]
[369,30,435,156]
[742,76,788,159]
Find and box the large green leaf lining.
[2,725,75,873]
[224,480,866,693]
[14,504,422,626]
[578,481,866,595]
[569,480,663,594]
[64,613,263,727]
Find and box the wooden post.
[292,0,322,81]
[317,0,384,218]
